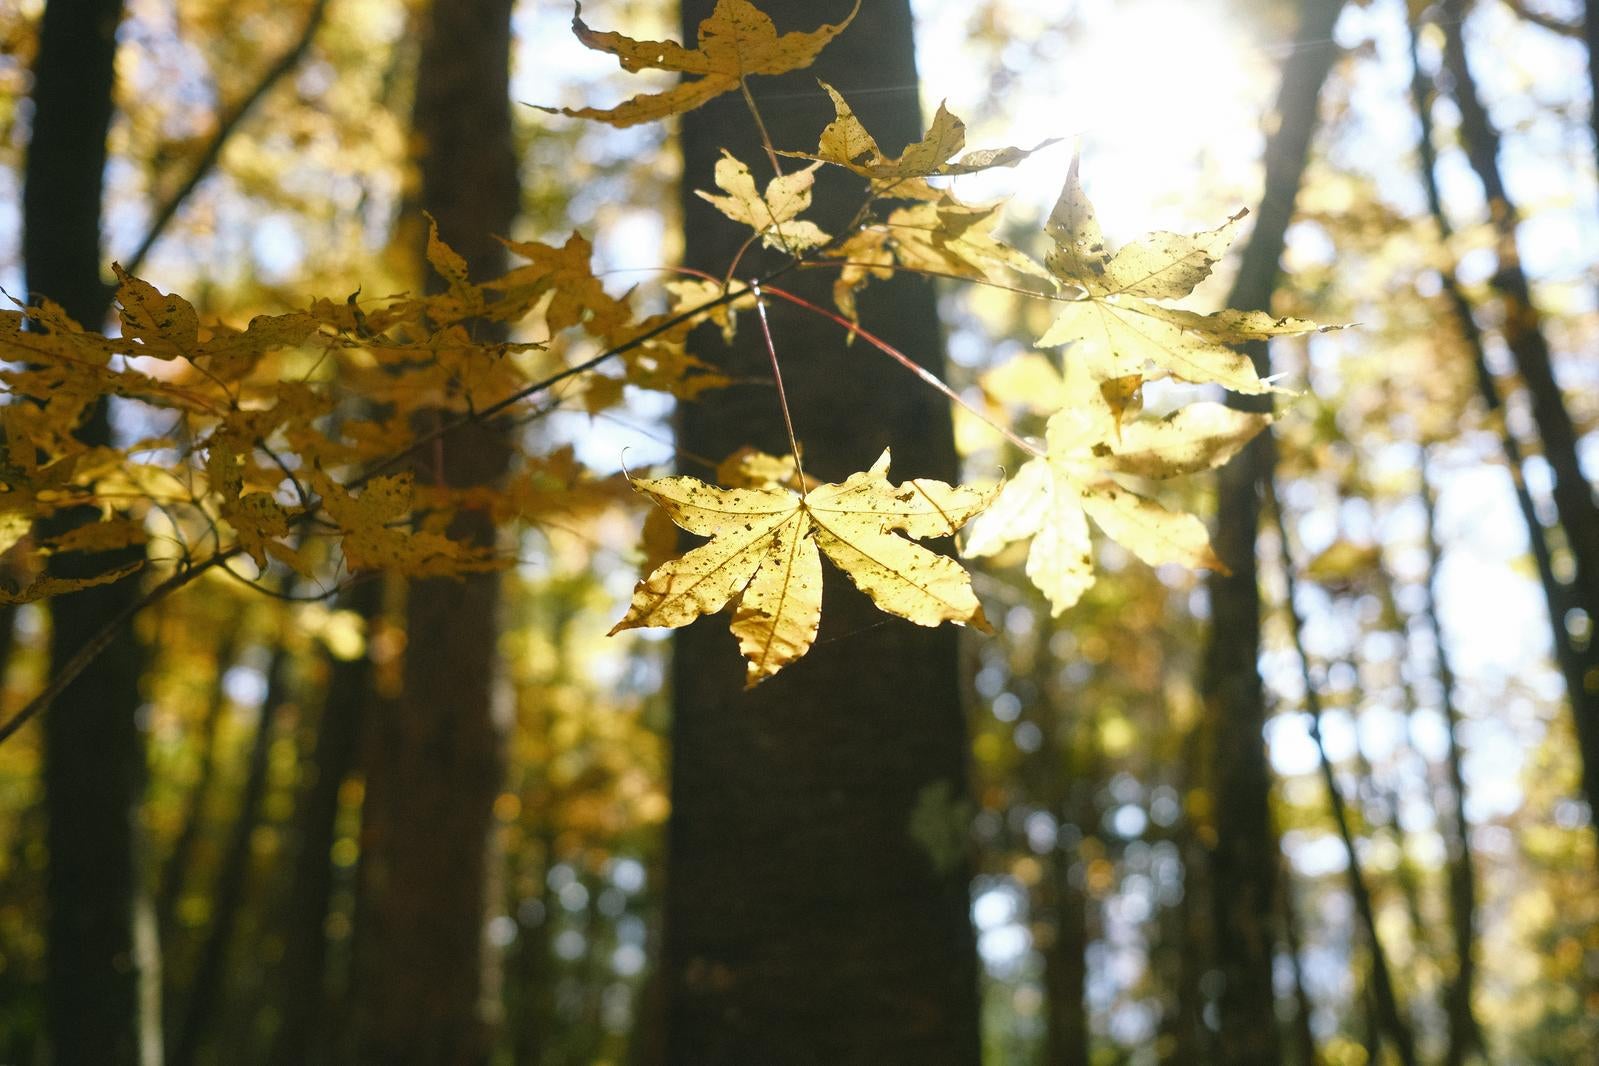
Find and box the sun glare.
[917,0,1272,231]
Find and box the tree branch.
[121,0,333,279]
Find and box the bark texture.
[351,2,517,1063]
[668,2,980,1062]
[23,0,158,1062]
[1201,3,1343,1062]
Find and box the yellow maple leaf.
[309,469,501,577]
[194,310,321,382]
[697,152,830,252]
[0,562,143,605]
[828,188,1047,321]
[41,517,150,555]
[781,82,1053,184]
[610,449,991,686]
[539,0,860,128]
[113,264,199,361]
[964,356,1268,614]
[1035,156,1334,394]
[205,438,296,571]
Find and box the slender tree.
[668,1,981,1061]
[23,1,158,1063]
[350,0,518,1062]
[169,641,292,1066]
[1417,454,1485,1065]
[1432,0,1599,837]
[1201,2,1344,1061]
[1268,475,1417,1066]
[1586,0,1599,209]
[269,580,382,1066]
[155,625,240,947]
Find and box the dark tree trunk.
[1043,788,1093,1066]
[1586,0,1599,216]
[1278,856,1318,1066]
[1201,3,1343,1062]
[1418,458,1484,1066]
[350,1,517,1063]
[1407,7,1595,875]
[269,579,380,1066]
[155,627,238,947]
[1269,479,1416,1066]
[1435,0,1599,839]
[23,1,157,1063]
[668,2,980,1063]
[168,643,291,1066]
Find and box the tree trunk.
[1278,854,1319,1066]
[668,2,980,1062]
[1435,0,1599,840]
[1043,784,1093,1066]
[1407,7,1595,870]
[1418,457,1484,1066]
[168,642,291,1066]
[155,627,239,948]
[269,579,380,1066]
[23,1,159,1063]
[1201,3,1343,1062]
[1586,0,1599,216]
[1269,478,1417,1066]
[350,1,517,1063]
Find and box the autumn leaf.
[610,449,991,686]
[781,82,1054,184]
[424,214,486,318]
[538,0,860,128]
[828,187,1047,320]
[0,562,143,605]
[697,152,830,252]
[309,469,501,577]
[664,277,753,342]
[194,309,321,382]
[40,517,150,555]
[113,264,199,361]
[964,355,1268,614]
[205,438,297,571]
[0,511,30,557]
[714,446,815,491]
[1034,156,1333,394]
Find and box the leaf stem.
[751,282,807,490]
[756,283,1044,460]
[739,76,784,179]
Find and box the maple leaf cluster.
[0,0,1335,689]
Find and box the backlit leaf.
[611,449,990,685]
[963,356,1263,613]
[780,82,1053,184]
[696,153,830,252]
[1036,157,1334,393]
[538,0,860,128]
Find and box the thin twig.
[758,283,1044,459]
[121,0,333,278]
[0,554,230,744]
[750,282,806,489]
[739,76,784,178]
